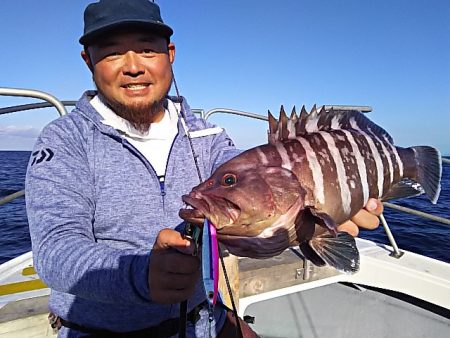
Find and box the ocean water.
[0,151,449,264]
[0,151,32,263]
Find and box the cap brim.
[79,20,173,45]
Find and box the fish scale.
[180,105,442,273]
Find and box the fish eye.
[221,174,237,187]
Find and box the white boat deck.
[238,238,450,337]
[243,282,449,337]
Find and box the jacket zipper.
[91,106,199,210]
[119,137,167,209]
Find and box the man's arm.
[207,128,241,174]
[26,122,151,305]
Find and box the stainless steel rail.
[384,202,450,226]
[379,213,404,258]
[0,88,69,117]
[0,88,71,206]
[0,101,77,116]
[0,190,25,206]
[380,200,450,258]
[203,105,372,121]
[205,108,268,121]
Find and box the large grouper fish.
[179,106,442,272]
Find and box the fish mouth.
[179,193,241,227]
[179,195,210,224]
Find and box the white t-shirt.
[90,95,179,178]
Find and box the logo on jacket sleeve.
[31,148,54,166]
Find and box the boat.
[1,87,449,337]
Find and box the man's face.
[82,28,175,129]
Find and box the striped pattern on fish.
[267,128,392,222]
[268,106,440,216]
[180,105,442,273]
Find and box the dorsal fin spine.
[268,110,278,144]
[290,106,297,120]
[267,105,394,144]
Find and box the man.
[26,1,382,337]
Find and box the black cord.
[179,300,188,338]
[172,72,241,337]
[173,72,202,338]
[172,72,203,183]
[219,249,243,338]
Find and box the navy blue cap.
[80,0,173,45]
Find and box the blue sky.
[1,0,449,154]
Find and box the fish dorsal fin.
[268,105,394,144]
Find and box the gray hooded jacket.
[26,91,240,336]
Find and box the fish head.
[180,157,306,238]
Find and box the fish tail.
[410,146,442,204]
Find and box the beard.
[96,84,170,134]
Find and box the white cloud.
[0,125,41,138]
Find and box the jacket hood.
[73,90,203,137]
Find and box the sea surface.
[0,150,449,264]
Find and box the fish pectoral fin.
[308,232,360,273]
[296,209,358,271]
[382,178,424,201]
[307,208,338,234]
[299,242,326,267]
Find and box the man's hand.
[337,198,384,236]
[149,229,200,304]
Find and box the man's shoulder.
[44,91,99,130]
[40,109,90,138]
[36,93,99,148]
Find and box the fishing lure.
[202,218,219,309]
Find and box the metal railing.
[0,88,75,207]
[0,88,70,117]
[0,101,77,116]
[194,105,372,122]
[1,87,449,259]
